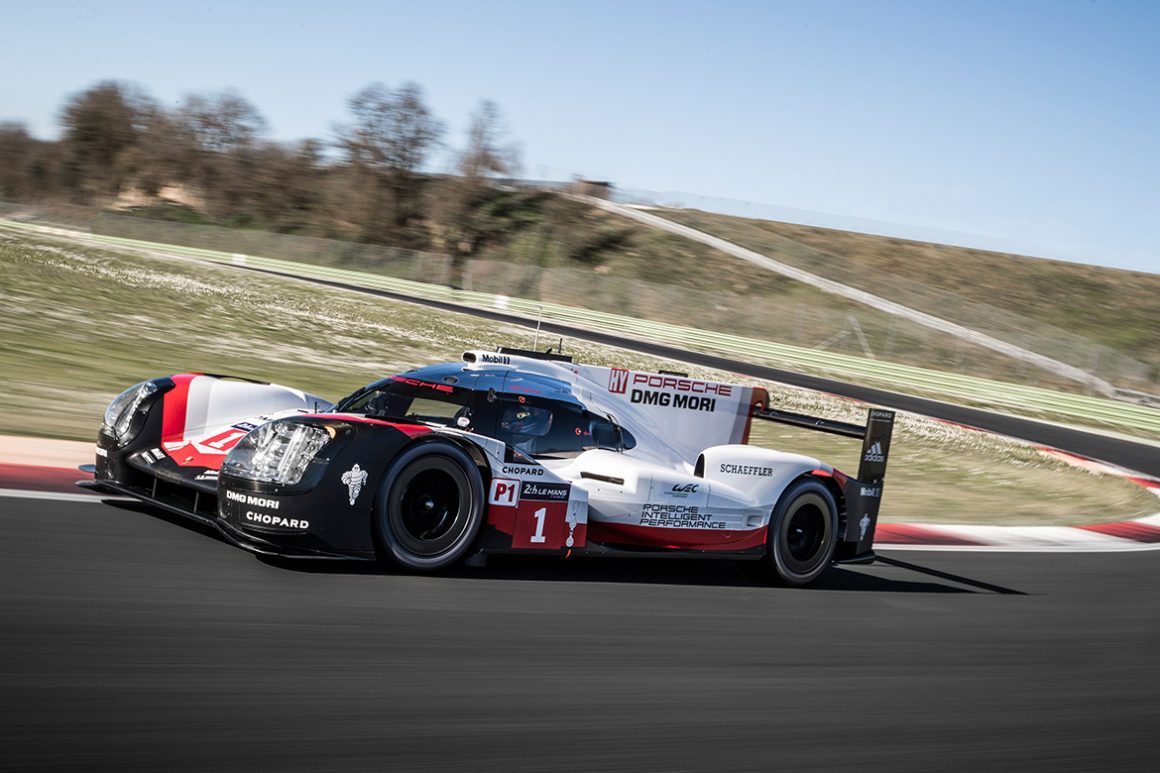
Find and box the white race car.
[86,347,894,585]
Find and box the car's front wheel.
[374,442,485,571]
[767,478,838,586]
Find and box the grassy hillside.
[9,188,1155,392]
[658,208,1160,377]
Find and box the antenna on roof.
[533,305,543,351]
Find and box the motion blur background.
[1,0,1157,396]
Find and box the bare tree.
[435,100,521,286]
[0,122,34,200]
[179,91,266,155]
[58,81,153,203]
[119,105,187,199]
[176,91,267,218]
[336,82,443,239]
[249,139,328,232]
[458,100,518,180]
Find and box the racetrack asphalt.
[3,496,1158,772]
[237,265,1160,478]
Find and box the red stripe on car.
[300,413,433,438]
[160,373,200,442]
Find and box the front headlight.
[222,420,331,485]
[102,381,158,446]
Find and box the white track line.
[938,524,1133,547]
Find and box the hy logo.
[608,367,630,394]
[863,440,885,463]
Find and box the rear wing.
[754,406,895,562]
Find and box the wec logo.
[608,368,630,394]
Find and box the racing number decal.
[204,429,248,451]
[490,480,572,550]
[511,500,568,549]
[530,507,547,544]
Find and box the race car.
[82,347,894,585]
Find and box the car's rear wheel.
[767,478,838,586]
[374,442,485,571]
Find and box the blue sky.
[2,0,1157,273]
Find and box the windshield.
[337,376,471,427]
[497,399,635,458]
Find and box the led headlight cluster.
[101,381,158,446]
[222,420,332,485]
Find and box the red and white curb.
[1,435,1159,553]
[0,461,132,503]
[876,439,1160,551]
[875,512,1160,552]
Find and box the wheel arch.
[801,471,846,519]
[399,433,492,482]
[770,471,846,552]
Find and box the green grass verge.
[1,231,1155,526]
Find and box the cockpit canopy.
[336,369,634,459]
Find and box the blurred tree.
[177,91,267,219]
[58,81,152,204]
[27,141,67,200]
[435,100,522,287]
[458,100,519,181]
[121,105,187,199]
[180,91,266,154]
[0,122,34,200]
[336,82,443,242]
[249,139,327,233]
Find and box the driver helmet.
[502,405,551,436]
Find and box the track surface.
[3,497,1158,772]
[241,266,1160,477]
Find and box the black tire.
[766,478,838,586]
[374,441,485,572]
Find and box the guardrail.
[3,218,1158,438]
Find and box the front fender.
[217,416,428,557]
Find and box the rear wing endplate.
[754,406,896,562]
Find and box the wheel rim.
[786,503,825,562]
[389,460,473,558]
